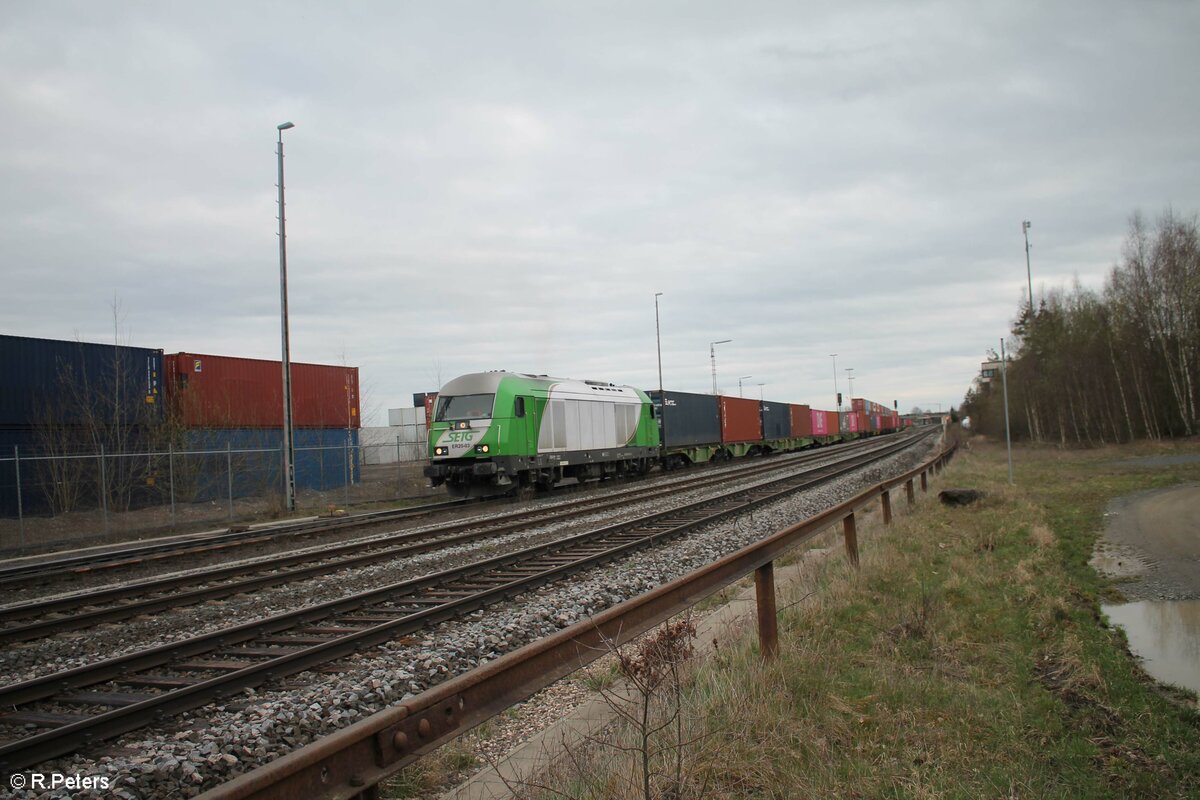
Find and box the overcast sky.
[3,1,1198,424]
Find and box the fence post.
[344,437,350,506]
[168,442,176,529]
[226,443,234,521]
[14,446,24,549]
[842,513,859,568]
[396,435,402,493]
[920,470,928,492]
[905,478,915,506]
[754,561,778,659]
[881,490,892,525]
[99,444,109,536]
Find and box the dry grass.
[514,438,1200,799]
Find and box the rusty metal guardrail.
[200,436,956,800]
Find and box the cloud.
[2,1,1198,423]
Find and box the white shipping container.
[359,422,427,464]
[387,407,427,427]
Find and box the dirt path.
[1091,483,1200,601]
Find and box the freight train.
[424,370,900,497]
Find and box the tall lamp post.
[845,368,855,403]
[277,121,297,513]
[654,293,664,398]
[830,353,839,411]
[738,376,752,397]
[1023,220,1033,312]
[710,339,731,395]
[757,382,765,401]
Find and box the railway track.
[0,437,905,643]
[0,433,927,771]
[0,498,476,588]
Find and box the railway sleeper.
[216,647,305,658]
[254,635,339,645]
[57,691,155,708]
[173,659,258,671]
[115,675,201,689]
[1,711,87,729]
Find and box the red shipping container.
[166,353,360,429]
[789,404,812,437]
[851,398,866,413]
[719,396,762,443]
[846,412,860,433]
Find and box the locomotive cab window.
[514,396,526,418]
[435,394,495,421]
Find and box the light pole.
[654,293,664,398]
[277,121,297,513]
[830,353,839,411]
[710,339,731,395]
[845,368,855,404]
[1001,338,1013,484]
[738,376,752,397]
[1023,220,1033,312]
[757,382,765,400]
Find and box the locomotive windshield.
[434,393,495,421]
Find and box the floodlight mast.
[710,339,731,394]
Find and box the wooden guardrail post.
[754,561,778,659]
[920,470,928,492]
[905,478,915,506]
[881,490,892,525]
[842,514,859,568]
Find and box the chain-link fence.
[0,429,438,551]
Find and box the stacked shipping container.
[164,352,361,496]
[165,353,358,428]
[0,335,164,515]
[0,334,163,429]
[0,336,362,517]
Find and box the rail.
[199,436,956,800]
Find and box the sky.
[2,1,1198,425]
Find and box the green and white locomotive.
[423,371,661,497]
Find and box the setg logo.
[446,430,475,443]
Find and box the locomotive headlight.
[475,444,490,454]
[434,446,446,456]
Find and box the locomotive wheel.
[514,476,537,502]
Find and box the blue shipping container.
[648,390,721,449]
[182,428,361,499]
[760,400,791,440]
[0,334,163,428]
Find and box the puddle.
[1103,600,1200,694]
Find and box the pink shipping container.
[789,404,812,437]
[166,352,360,429]
[719,396,762,443]
[811,408,838,436]
[845,412,860,433]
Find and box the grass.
[519,435,1200,799]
